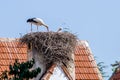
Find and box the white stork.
[57,27,62,32]
[27,18,49,32]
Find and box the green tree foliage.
[111,61,120,72]
[94,56,108,78]
[0,58,41,80]
[97,62,108,78]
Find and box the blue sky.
[0,0,120,79]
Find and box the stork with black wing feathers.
[27,18,49,32]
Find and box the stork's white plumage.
[27,18,49,32]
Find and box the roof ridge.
[41,64,57,80]
[41,64,73,80]
[0,38,19,42]
[61,65,73,80]
[77,40,89,47]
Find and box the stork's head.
[57,27,62,32]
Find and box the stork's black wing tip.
[27,18,38,23]
[27,18,32,22]
[27,17,36,22]
[27,19,29,22]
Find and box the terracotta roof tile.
[41,40,103,80]
[42,64,73,80]
[61,65,73,80]
[75,40,103,80]
[0,39,103,80]
[0,38,27,75]
[42,64,57,80]
[110,68,120,80]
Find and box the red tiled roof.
[61,65,73,80]
[110,67,120,80]
[42,64,57,80]
[42,64,73,80]
[0,38,102,80]
[75,41,103,80]
[0,38,27,74]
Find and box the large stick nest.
[20,32,77,68]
